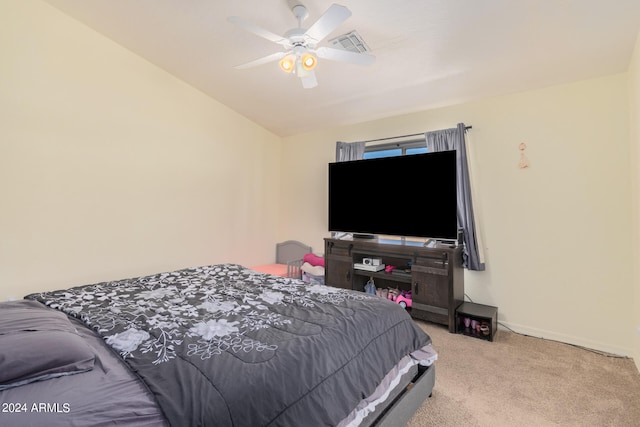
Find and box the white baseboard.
[497,321,633,358]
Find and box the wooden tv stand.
[324,237,464,332]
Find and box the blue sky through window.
[363,146,427,159]
[406,147,428,155]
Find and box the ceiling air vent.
[328,30,371,53]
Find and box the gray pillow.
[0,300,95,391]
[0,300,77,334]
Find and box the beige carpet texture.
[407,321,640,427]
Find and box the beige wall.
[282,74,634,356]
[630,32,640,370]
[0,0,282,300]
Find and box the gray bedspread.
[0,315,167,427]
[26,263,431,427]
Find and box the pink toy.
[395,290,412,309]
[387,288,400,301]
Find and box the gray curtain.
[335,141,365,162]
[425,123,485,271]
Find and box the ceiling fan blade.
[300,70,318,89]
[234,51,286,69]
[304,4,351,44]
[227,16,289,47]
[315,46,375,66]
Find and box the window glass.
[363,146,428,159]
[363,148,401,159]
[406,147,428,155]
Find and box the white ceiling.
[44,0,640,137]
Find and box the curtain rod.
[357,125,472,144]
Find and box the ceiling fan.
[227,2,375,89]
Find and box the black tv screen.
[328,150,457,240]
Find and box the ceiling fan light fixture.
[279,55,295,73]
[230,3,370,88]
[294,57,308,77]
[301,53,317,71]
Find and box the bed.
[0,263,436,426]
[250,240,313,278]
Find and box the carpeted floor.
[406,321,640,427]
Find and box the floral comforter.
[27,264,431,427]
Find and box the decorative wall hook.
[518,142,529,169]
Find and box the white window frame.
[363,138,427,159]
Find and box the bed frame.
[275,240,312,278]
[368,364,435,426]
[276,240,312,263]
[250,240,312,279]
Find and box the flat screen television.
[328,150,458,240]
